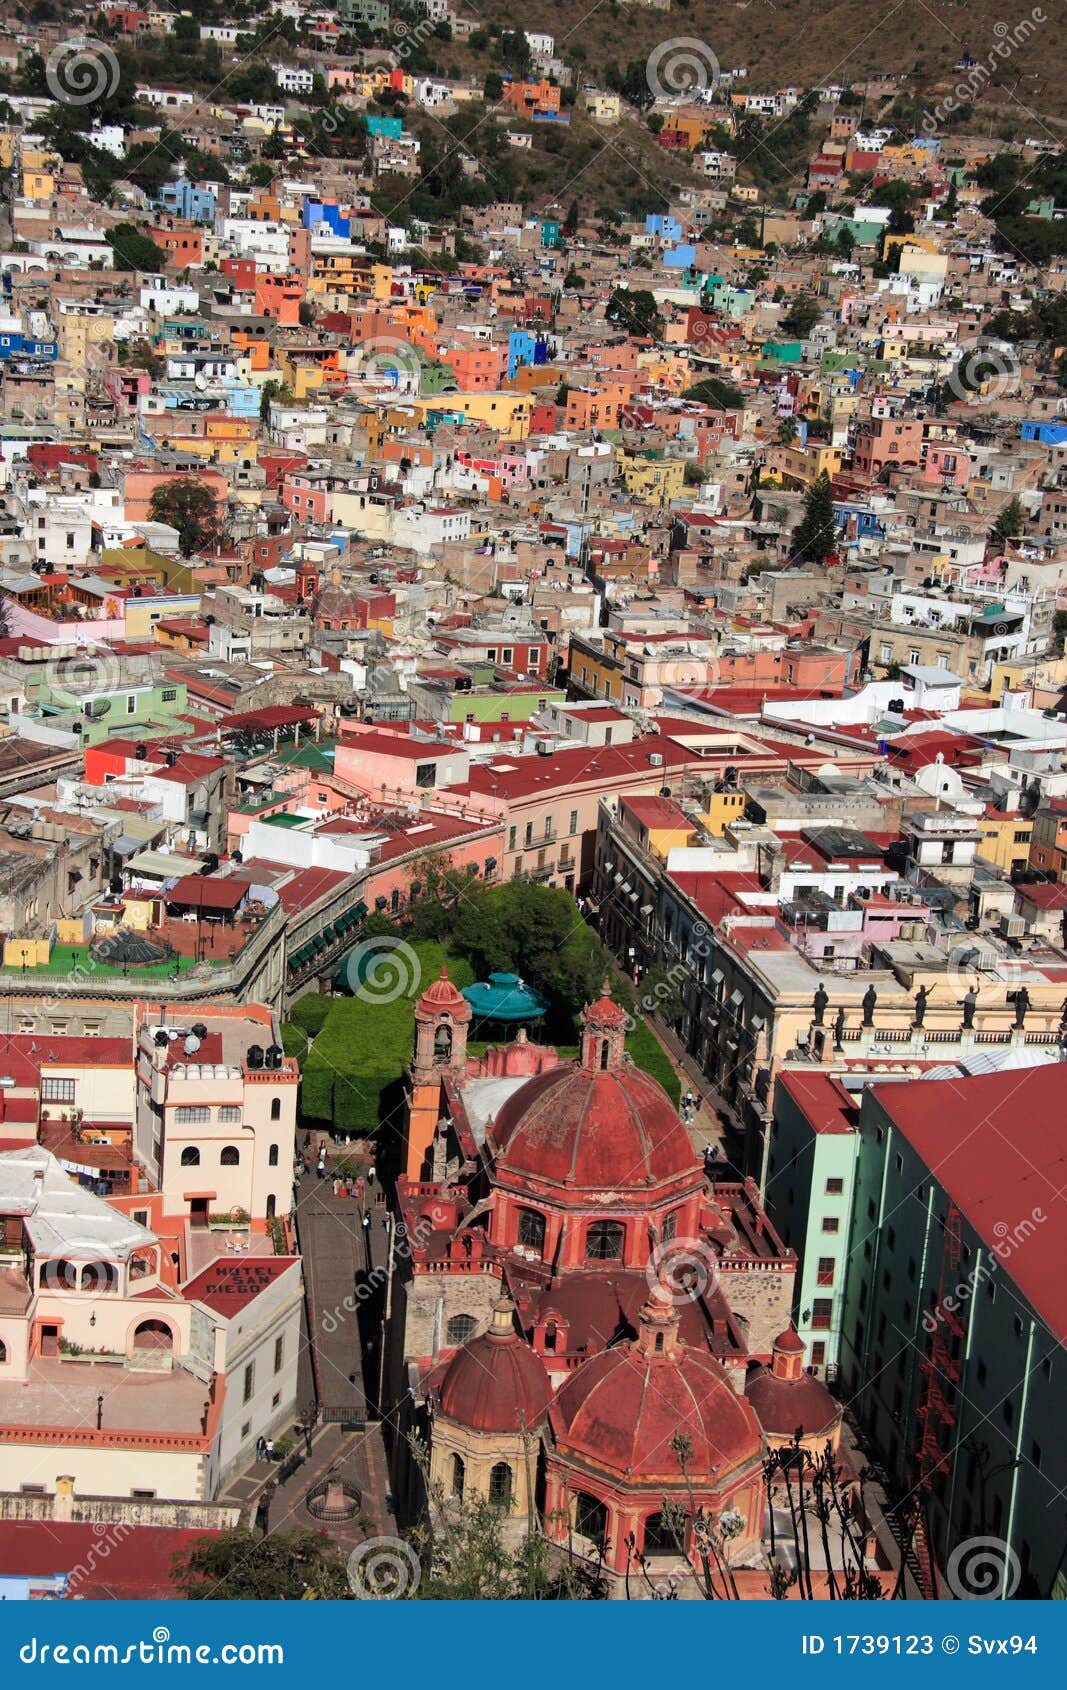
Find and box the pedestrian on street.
[264,1438,274,1461]
[362,1213,371,1231]
[256,1435,267,1461]
[367,1164,375,1186]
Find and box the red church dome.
[417,965,471,1016]
[745,1327,841,1441]
[489,991,697,1197]
[437,1300,552,1434]
[550,1286,763,1481]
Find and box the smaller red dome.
[551,1295,762,1481]
[773,1326,806,1355]
[437,1300,552,1434]
[417,965,471,1016]
[745,1365,841,1441]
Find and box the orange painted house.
[148,224,204,266]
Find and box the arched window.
[0,1339,7,1363]
[586,1220,624,1262]
[446,1314,477,1346]
[517,1208,545,1254]
[220,1145,240,1166]
[451,1454,465,1500]
[575,1492,607,1549]
[488,1462,512,1509]
[268,1143,279,1167]
[266,1194,276,1219]
[433,1024,453,1062]
[643,1511,684,1558]
[600,1038,610,1070]
[662,1209,678,1243]
[270,1097,281,1121]
[180,1146,200,1167]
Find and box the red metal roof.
[871,1068,1067,1342]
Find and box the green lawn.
[1,944,226,981]
[293,939,682,1137]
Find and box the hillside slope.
[482,0,1066,124]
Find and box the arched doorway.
[131,1319,174,1353]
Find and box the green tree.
[105,224,166,273]
[606,288,662,341]
[989,496,1025,550]
[781,293,821,338]
[790,471,838,564]
[173,1529,351,1600]
[148,477,223,557]
[259,378,290,421]
[483,71,503,101]
[563,199,579,237]
[681,376,745,410]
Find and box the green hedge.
[298,942,683,1136]
[289,995,332,1036]
[299,941,474,1136]
[625,1020,682,1105]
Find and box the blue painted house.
[155,181,217,224]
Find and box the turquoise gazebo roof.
[461,972,548,1023]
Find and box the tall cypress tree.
[790,471,838,563]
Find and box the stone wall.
[719,1261,796,1359]
[400,1265,502,1365]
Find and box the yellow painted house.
[617,450,686,505]
[976,810,1033,878]
[777,442,843,488]
[407,391,531,441]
